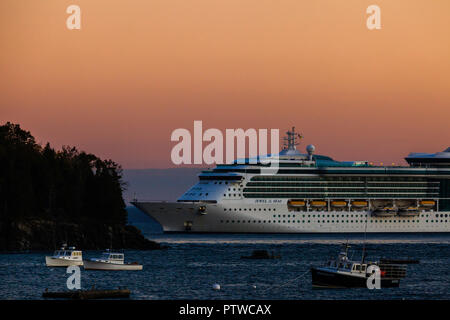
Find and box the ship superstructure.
[133,128,450,233]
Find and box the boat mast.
[361,213,368,264]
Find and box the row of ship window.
[246,182,438,187]
[244,188,438,193]
[222,209,450,219]
[185,192,209,196]
[251,176,431,182]
[210,181,244,187]
[219,219,448,224]
[224,208,276,212]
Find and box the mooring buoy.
[212,283,221,291]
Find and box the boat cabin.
[326,260,368,273]
[92,251,125,264]
[102,252,124,261]
[52,246,82,260]
[323,243,373,274]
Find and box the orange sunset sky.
[1,0,449,168]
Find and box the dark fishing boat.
[310,243,407,288]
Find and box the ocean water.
[0,218,449,300]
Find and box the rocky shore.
[0,219,165,251]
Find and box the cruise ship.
[133,128,450,233]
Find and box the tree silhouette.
[0,122,127,225]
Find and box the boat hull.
[310,267,400,288]
[45,256,83,267]
[83,260,143,271]
[132,201,450,233]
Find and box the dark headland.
[0,122,163,251]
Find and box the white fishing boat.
[83,250,143,271]
[45,244,83,267]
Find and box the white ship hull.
[45,256,84,267]
[83,260,143,271]
[133,201,450,233]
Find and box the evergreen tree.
[0,122,128,225]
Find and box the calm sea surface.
[0,218,449,300]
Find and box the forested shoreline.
[0,122,162,251]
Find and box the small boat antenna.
[340,240,351,258]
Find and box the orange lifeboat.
[352,201,368,208]
[288,200,306,207]
[419,200,435,207]
[331,201,347,208]
[310,200,327,207]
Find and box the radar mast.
[283,126,302,151]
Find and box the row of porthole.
[222,209,448,217]
[275,214,375,218]
[185,192,209,196]
[212,181,244,187]
[219,219,448,224]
